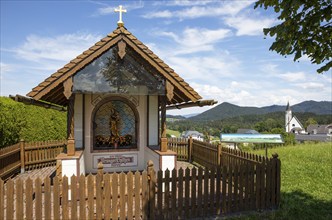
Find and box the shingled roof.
[27,26,202,106]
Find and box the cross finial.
[114,5,127,27]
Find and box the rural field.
[228,142,332,220]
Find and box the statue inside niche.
[109,108,120,142]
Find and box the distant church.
[285,102,305,133]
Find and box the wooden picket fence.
[0,156,280,220]
[0,140,65,180]
[167,138,189,161]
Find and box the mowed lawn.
[230,142,332,220]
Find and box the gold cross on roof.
[114,5,127,27]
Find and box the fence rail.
[0,140,65,180]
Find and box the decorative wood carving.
[166,81,174,101]
[118,41,126,59]
[160,96,167,138]
[67,96,75,156]
[63,77,73,100]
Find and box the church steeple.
[286,101,291,111]
[285,101,292,132]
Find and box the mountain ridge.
[188,100,332,121]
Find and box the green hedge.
[0,97,66,148]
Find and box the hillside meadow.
[228,142,332,220]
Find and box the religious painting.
[93,99,137,150]
[73,46,165,95]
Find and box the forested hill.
[189,101,332,121]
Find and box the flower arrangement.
[95,134,133,147]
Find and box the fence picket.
[127,172,134,220]
[15,178,23,220]
[87,174,94,219]
[62,176,69,220]
[210,167,216,215]
[0,180,4,220]
[227,165,232,213]
[104,174,111,220]
[6,179,14,220]
[178,168,184,219]
[96,172,103,220]
[203,167,209,216]
[79,174,86,219]
[35,177,43,219]
[216,167,221,215]
[184,167,190,219]
[26,178,33,220]
[134,171,141,219]
[157,170,163,219]
[53,177,60,220]
[171,168,177,220]
[222,166,227,214]
[44,177,51,220]
[71,175,78,220]
[197,167,203,217]
[142,171,148,219]
[120,172,126,220]
[164,169,170,219]
[191,167,197,218]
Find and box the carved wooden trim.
[160,96,167,139]
[166,81,174,101]
[63,77,73,100]
[118,41,126,59]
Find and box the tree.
[305,117,318,128]
[255,0,332,73]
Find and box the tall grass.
[229,142,332,220]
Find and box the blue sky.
[1,0,331,115]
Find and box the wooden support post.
[160,137,168,152]
[217,143,222,166]
[147,160,156,220]
[188,136,193,162]
[160,96,168,152]
[20,139,25,174]
[67,96,75,156]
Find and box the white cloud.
[143,1,254,19]
[224,15,275,36]
[296,82,325,90]
[14,33,102,63]
[0,62,12,75]
[279,71,306,82]
[157,27,231,55]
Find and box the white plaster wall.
[79,154,85,175]
[148,96,159,146]
[144,147,160,171]
[74,94,83,149]
[62,159,77,184]
[161,155,175,172]
[83,94,147,173]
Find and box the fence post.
[188,136,193,162]
[97,161,104,185]
[147,160,156,220]
[20,139,25,174]
[217,143,222,166]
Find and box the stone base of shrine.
[56,150,85,182]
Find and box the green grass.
[227,142,332,220]
[166,129,181,138]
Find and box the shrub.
[0,97,66,148]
